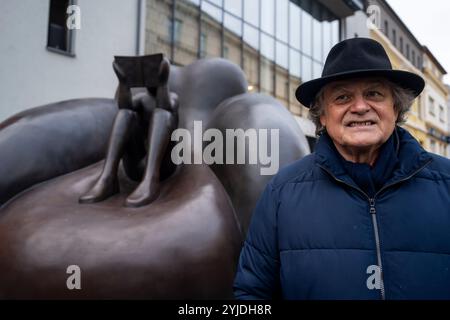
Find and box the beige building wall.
[144,0,342,145]
[371,28,431,150]
[146,0,172,57]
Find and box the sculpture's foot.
[125,180,160,208]
[79,177,119,204]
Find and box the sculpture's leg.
[156,85,171,111]
[79,109,137,203]
[122,120,146,182]
[125,108,176,207]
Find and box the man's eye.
[336,94,350,102]
[367,91,383,98]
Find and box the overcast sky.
[387,0,450,84]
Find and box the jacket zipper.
[317,159,432,300]
[369,198,384,299]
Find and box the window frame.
[46,0,77,57]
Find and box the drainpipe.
[136,0,146,55]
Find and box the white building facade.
[0,0,145,122]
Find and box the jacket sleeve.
[233,182,281,299]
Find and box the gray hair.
[308,79,417,136]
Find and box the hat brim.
[295,69,425,108]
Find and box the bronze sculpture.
[79,54,179,207]
[0,57,310,299]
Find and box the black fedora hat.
[295,37,425,108]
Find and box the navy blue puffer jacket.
[234,127,450,300]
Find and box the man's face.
[320,78,398,154]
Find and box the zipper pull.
[369,198,376,214]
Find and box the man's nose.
[349,94,370,114]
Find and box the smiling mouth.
[346,121,376,127]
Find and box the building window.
[47,0,76,55]
[301,7,312,55]
[276,0,289,43]
[244,0,259,26]
[384,20,388,36]
[439,105,445,122]
[199,32,207,58]
[412,50,415,66]
[261,0,275,35]
[435,67,441,79]
[399,37,403,53]
[430,140,436,153]
[406,44,410,59]
[224,13,243,36]
[224,0,242,17]
[223,45,229,59]
[168,18,182,45]
[392,29,396,46]
[202,1,223,22]
[145,0,342,128]
[243,23,259,50]
[429,96,435,115]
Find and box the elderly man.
[233,38,450,300]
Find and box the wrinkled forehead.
[324,77,391,94]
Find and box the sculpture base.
[0,162,242,299]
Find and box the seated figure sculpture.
[79,54,178,207]
[0,56,310,299]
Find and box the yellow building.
[370,27,428,146]
[421,46,449,157]
[366,0,449,156]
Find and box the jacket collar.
[315,126,432,190]
[385,127,433,185]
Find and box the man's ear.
[319,113,326,128]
